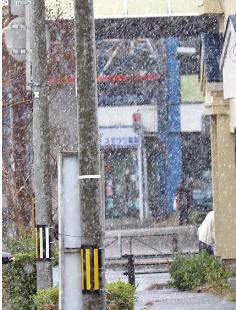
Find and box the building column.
[209,95,236,260]
[215,113,236,260]
[210,115,220,255]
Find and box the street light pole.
[31,0,52,289]
[74,0,106,309]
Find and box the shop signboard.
[100,126,140,148]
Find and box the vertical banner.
[35,225,51,260]
[80,246,102,294]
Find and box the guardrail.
[104,232,178,258]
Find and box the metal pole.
[25,1,31,90]
[58,153,82,310]
[31,0,52,289]
[123,254,135,286]
[142,139,149,219]
[138,140,144,222]
[74,0,106,308]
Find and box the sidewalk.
[106,270,236,310]
[135,288,236,310]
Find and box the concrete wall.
[104,226,199,258]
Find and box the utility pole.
[74,0,106,309]
[31,0,52,289]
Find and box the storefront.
[100,126,144,219]
[100,126,163,221]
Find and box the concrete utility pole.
[31,0,52,289]
[74,0,106,308]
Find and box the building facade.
[46,14,215,226]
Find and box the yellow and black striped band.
[80,246,102,294]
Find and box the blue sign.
[100,127,140,148]
[103,136,139,148]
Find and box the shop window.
[104,149,140,218]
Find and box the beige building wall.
[200,0,236,262]
[221,0,236,27]
[214,114,236,259]
[205,89,236,259]
[230,98,236,131]
[214,0,236,32]
[198,0,223,15]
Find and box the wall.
[212,114,236,259]
[221,21,236,131]
[45,0,198,19]
[198,0,223,15]
[222,0,236,28]
[49,86,204,139]
[98,105,158,132]
[180,104,204,132]
[222,32,236,100]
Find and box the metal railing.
[104,232,178,258]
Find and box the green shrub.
[106,281,136,310]
[2,233,37,310]
[3,252,37,309]
[34,281,136,310]
[34,287,59,310]
[3,229,60,309]
[6,231,36,255]
[190,211,208,225]
[170,251,232,291]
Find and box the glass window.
[105,149,140,218]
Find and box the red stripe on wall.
[3,73,165,86]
